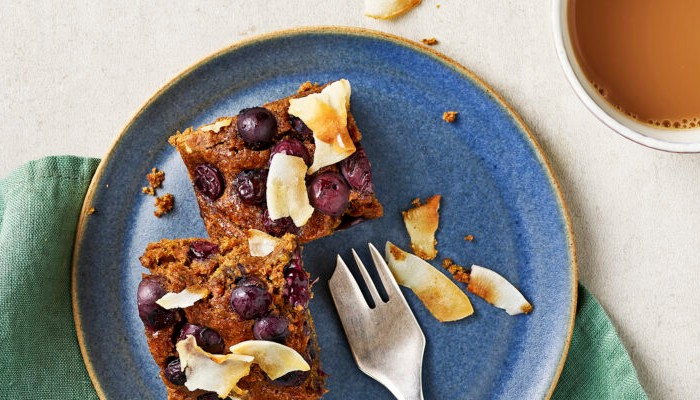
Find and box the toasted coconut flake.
[177,336,253,398]
[468,265,532,315]
[266,154,315,227]
[156,287,209,309]
[364,0,422,19]
[288,79,356,174]
[246,229,282,257]
[402,195,440,260]
[385,242,473,322]
[199,117,232,133]
[229,340,310,380]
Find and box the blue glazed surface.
[73,28,575,400]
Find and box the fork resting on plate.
[329,243,425,400]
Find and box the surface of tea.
[569,0,700,128]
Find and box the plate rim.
[71,25,578,400]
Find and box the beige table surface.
[1,1,698,399]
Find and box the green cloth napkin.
[0,156,647,399]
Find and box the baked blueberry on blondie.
[138,234,325,399]
[168,80,383,243]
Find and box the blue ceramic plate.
[73,27,576,400]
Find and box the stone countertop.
[1,1,697,399]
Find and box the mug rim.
[552,0,700,153]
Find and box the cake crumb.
[87,207,96,215]
[154,193,174,217]
[442,111,458,123]
[143,167,165,196]
[443,258,470,285]
[147,168,165,189]
[421,37,439,46]
[297,81,316,93]
[464,234,475,242]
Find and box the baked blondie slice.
[137,233,325,399]
[168,80,383,244]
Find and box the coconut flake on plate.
[246,229,281,257]
[468,265,533,315]
[385,241,473,322]
[229,340,310,380]
[266,153,315,227]
[176,336,253,398]
[288,79,356,174]
[402,195,440,260]
[155,287,209,309]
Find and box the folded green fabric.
[0,156,647,399]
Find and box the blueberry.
[188,240,219,260]
[253,316,289,342]
[137,277,166,306]
[164,357,186,386]
[262,209,299,237]
[271,370,310,387]
[237,107,277,150]
[233,170,268,205]
[197,393,219,400]
[340,145,374,193]
[269,138,311,166]
[137,278,179,330]
[235,275,265,288]
[307,172,350,217]
[138,302,179,330]
[193,164,224,201]
[230,285,272,320]
[290,116,313,141]
[284,268,310,308]
[178,323,225,354]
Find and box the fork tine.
[368,243,404,300]
[329,255,370,309]
[351,249,383,306]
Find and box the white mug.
[552,0,700,153]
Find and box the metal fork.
[329,243,426,400]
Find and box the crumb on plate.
[442,111,458,123]
[442,258,470,285]
[464,234,475,242]
[154,193,174,217]
[87,207,96,215]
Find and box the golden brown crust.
[168,83,383,244]
[140,235,325,400]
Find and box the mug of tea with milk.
[553,0,700,152]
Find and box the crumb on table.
[443,258,470,284]
[87,207,96,215]
[442,111,458,123]
[154,193,174,217]
[421,37,439,46]
[464,234,475,242]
